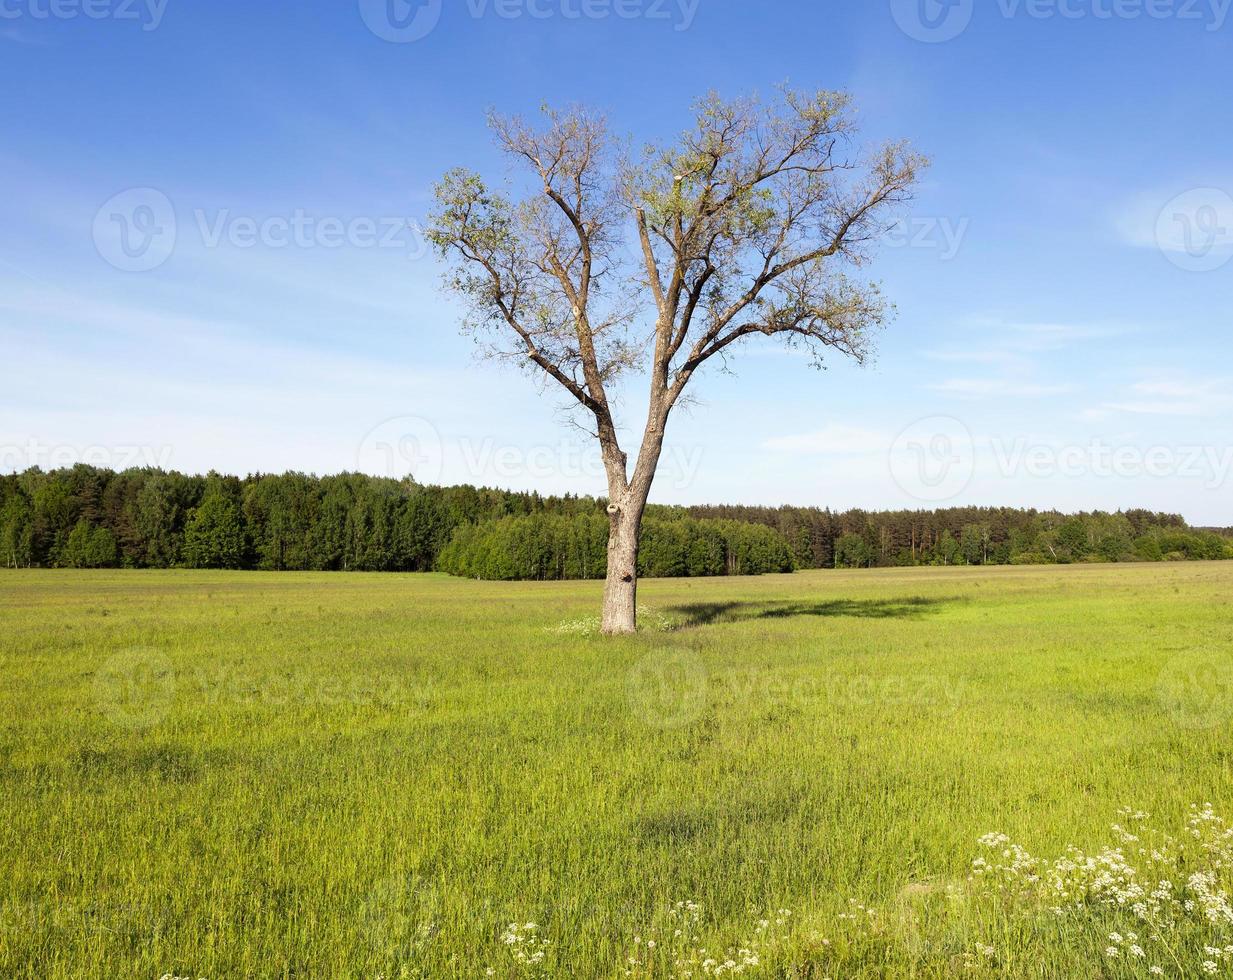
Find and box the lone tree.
[428,89,925,634]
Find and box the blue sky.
[2,0,1231,523]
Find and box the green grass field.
[2,563,1233,978]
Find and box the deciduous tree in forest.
[428,88,926,632]
[183,486,245,570]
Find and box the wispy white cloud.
[958,319,1129,355]
[763,423,887,455]
[1002,321,1126,350]
[1086,377,1232,418]
[928,379,1074,399]
[0,28,50,46]
[921,319,1127,402]
[921,349,1017,365]
[1115,186,1233,254]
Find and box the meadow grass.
[1,563,1232,978]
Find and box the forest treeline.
[686,503,1232,569]
[1,466,1229,576]
[437,514,795,581]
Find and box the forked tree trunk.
[601,505,641,635]
[599,412,664,635]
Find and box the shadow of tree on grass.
[667,596,950,629]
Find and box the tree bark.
[600,416,665,634]
[601,504,640,635]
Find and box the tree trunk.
[601,505,641,635]
[599,404,665,635]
